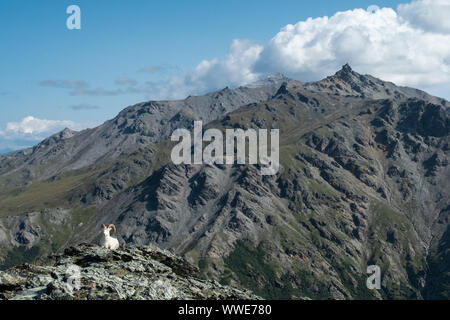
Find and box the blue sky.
[1,0,449,151]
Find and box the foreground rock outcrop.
[0,244,258,300]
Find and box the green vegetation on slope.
[0,170,96,217]
[0,246,40,271]
[223,240,329,299]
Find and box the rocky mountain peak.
[332,63,361,83]
[59,128,77,139]
[32,127,78,151]
[303,64,400,100]
[46,127,77,142]
[340,63,353,73]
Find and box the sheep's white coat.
[101,226,119,250]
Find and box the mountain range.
[0,65,449,299]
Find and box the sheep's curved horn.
[102,224,106,229]
[108,224,117,233]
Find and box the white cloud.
[0,117,96,151]
[164,39,263,99]
[398,0,450,34]
[4,116,77,135]
[160,1,450,99]
[256,7,450,88]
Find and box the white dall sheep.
[101,224,119,250]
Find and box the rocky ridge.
[0,243,258,300]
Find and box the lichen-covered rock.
[0,244,259,300]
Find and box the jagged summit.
[33,127,77,150]
[301,64,450,104]
[340,63,353,73]
[45,127,76,141]
[333,63,358,80]
[59,127,77,139]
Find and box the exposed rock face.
[0,65,449,299]
[0,208,71,252]
[0,244,258,300]
[7,213,43,248]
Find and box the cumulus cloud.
[255,7,450,88]
[398,0,450,34]
[4,116,78,135]
[0,116,88,150]
[160,1,450,99]
[164,39,263,98]
[0,117,96,150]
